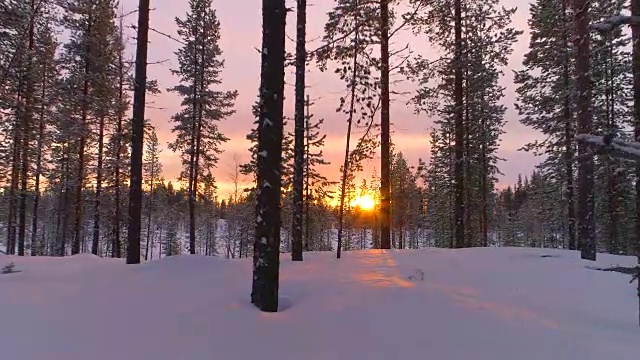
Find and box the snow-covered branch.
[590,15,640,33]
[575,133,640,162]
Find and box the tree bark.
[631,0,640,326]
[7,75,25,256]
[480,106,488,247]
[17,0,37,256]
[31,69,47,256]
[127,0,150,264]
[291,0,307,262]
[251,0,286,312]
[304,96,311,251]
[189,18,209,256]
[562,0,576,251]
[59,153,71,256]
[113,25,125,258]
[91,115,104,255]
[144,173,155,261]
[574,0,595,261]
[605,40,619,254]
[379,0,392,250]
[73,9,94,255]
[336,7,360,259]
[185,17,200,256]
[453,0,465,249]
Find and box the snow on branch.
[590,15,640,32]
[575,133,640,162]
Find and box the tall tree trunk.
[190,117,203,255]
[463,56,472,248]
[564,86,576,250]
[17,0,37,256]
[251,0,286,312]
[17,113,31,257]
[186,21,200,256]
[157,225,163,259]
[73,86,88,255]
[477,43,488,248]
[7,79,24,255]
[631,0,640,326]
[574,0,595,261]
[91,116,105,255]
[112,30,125,258]
[605,41,619,254]
[144,180,155,261]
[336,0,361,259]
[73,11,93,255]
[31,73,47,256]
[189,22,208,255]
[562,0,576,251]
[379,0,391,250]
[453,0,465,249]
[291,0,307,262]
[59,155,71,256]
[304,96,311,251]
[126,0,150,264]
[480,107,488,247]
[336,10,360,259]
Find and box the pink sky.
[124,0,540,197]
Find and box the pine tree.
[407,0,520,248]
[390,152,416,249]
[317,0,380,258]
[589,0,634,255]
[514,0,576,250]
[168,0,237,255]
[163,183,181,257]
[103,15,131,258]
[143,126,163,261]
[30,14,59,256]
[0,0,50,255]
[15,0,40,256]
[50,78,79,256]
[58,0,121,255]
[91,12,121,258]
[302,96,333,250]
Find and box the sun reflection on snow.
[351,250,415,288]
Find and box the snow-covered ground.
[0,247,638,360]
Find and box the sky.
[122,0,541,198]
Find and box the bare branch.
[132,26,187,45]
[389,0,431,38]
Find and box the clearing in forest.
[0,247,638,360]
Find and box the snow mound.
[0,247,638,360]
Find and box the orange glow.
[351,194,376,211]
[327,189,379,210]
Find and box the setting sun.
[351,194,376,211]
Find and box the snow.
[1,247,639,360]
[575,133,640,161]
[591,15,632,32]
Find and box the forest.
[1,0,639,273]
